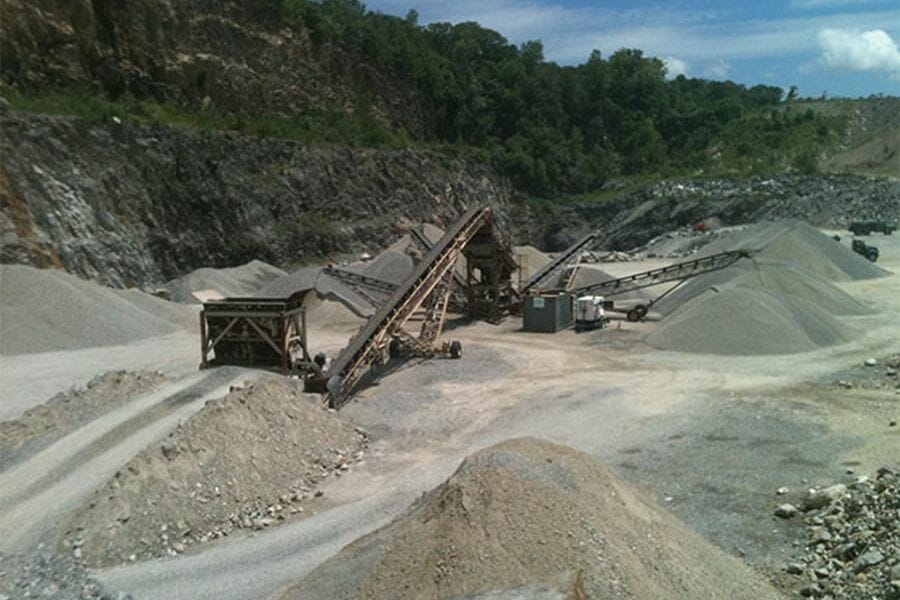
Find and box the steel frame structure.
[323,207,516,408]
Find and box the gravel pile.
[0,551,131,600]
[646,286,859,355]
[0,265,196,355]
[697,220,887,281]
[513,245,551,282]
[256,267,373,317]
[279,438,782,600]
[774,467,900,598]
[832,354,900,391]
[164,260,287,303]
[0,370,167,468]
[652,261,872,317]
[644,221,880,355]
[60,377,368,568]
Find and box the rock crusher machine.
[321,207,518,408]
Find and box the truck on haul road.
[574,296,608,332]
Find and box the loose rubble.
[832,354,900,392]
[0,371,167,466]
[60,377,368,567]
[778,467,900,598]
[0,551,131,600]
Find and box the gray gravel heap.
[0,551,131,600]
[783,466,900,598]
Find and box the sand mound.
[566,265,654,301]
[165,260,287,303]
[280,438,781,600]
[513,245,551,283]
[0,265,196,355]
[646,286,858,354]
[61,377,368,567]
[652,260,872,317]
[698,220,887,281]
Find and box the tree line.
[262,1,835,195]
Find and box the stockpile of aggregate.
[652,261,873,317]
[256,267,373,317]
[513,244,550,283]
[565,264,654,301]
[646,286,859,355]
[696,220,887,281]
[0,265,196,355]
[164,260,287,303]
[61,377,368,568]
[644,221,882,355]
[279,438,782,600]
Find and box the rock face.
[529,176,900,251]
[0,0,423,134]
[0,110,515,288]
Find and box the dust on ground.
[59,377,368,568]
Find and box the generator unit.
[574,295,608,332]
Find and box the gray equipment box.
[523,292,573,333]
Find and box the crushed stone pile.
[565,264,653,301]
[697,220,887,281]
[280,438,782,600]
[646,286,859,355]
[0,370,167,468]
[774,467,899,599]
[256,267,374,318]
[60,377,368,568]
[513,245,551,282]
[642,220,881,355]
[0,551,131,600]
[164,259,287,303]
[0,265,196,355]
[652,261,873,317]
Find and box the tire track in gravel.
[0,367,248,553]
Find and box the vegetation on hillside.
[1,0,853,196]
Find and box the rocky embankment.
[531,176,900,250]
[0,0,422,134]
[0,110,515,288]
[774,467,900,598]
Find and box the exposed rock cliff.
[0,110,515,288]
[529,176,900,251]
[0,0,423,134]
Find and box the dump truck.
[849,221,895,236]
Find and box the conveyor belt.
[566,249,752,299]
[324,207,491,407]
[322,266,397,307]
[521,231,598,293]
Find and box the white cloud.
[704,60,732,79]
[818,28,900,77]
[791,0,883,10]
[663,56,688,78]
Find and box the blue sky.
[366,0,900,98]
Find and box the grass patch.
[0,86,411,148]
